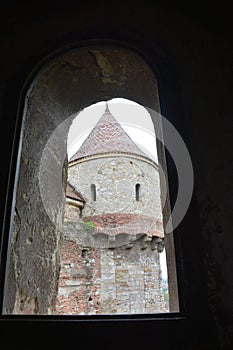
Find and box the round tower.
[55,104,167,315]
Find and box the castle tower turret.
[55,104,167,315]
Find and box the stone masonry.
[55,105,167,314]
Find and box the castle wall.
[55,153,166,314]
[55,233,101,315]
[56,230,165,314]
[100,240,164,314]
[68,155,163,222]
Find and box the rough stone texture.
[56,230,166,315]
[55,238,101,315]
[4,124,69,314]
[99,241,164,314]
[68,156,162,222]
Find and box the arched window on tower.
[135,183,140,201]
[91,184,96,201]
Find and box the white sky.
[67,98,167,279]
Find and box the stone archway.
[3,44,163,314]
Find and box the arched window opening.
[135,183,140,201]
[63,97,174,315]
[91,184,96,201]
[2,45,179,317]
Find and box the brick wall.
[56,238,101,315]
[55,230,167,314]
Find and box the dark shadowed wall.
[0,1,232,348]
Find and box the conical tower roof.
[70,103,149,162]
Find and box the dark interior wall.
[0,1,232,348]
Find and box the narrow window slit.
[136,183,140,201]
[91,184,96,201]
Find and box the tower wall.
[68,155,163,221]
